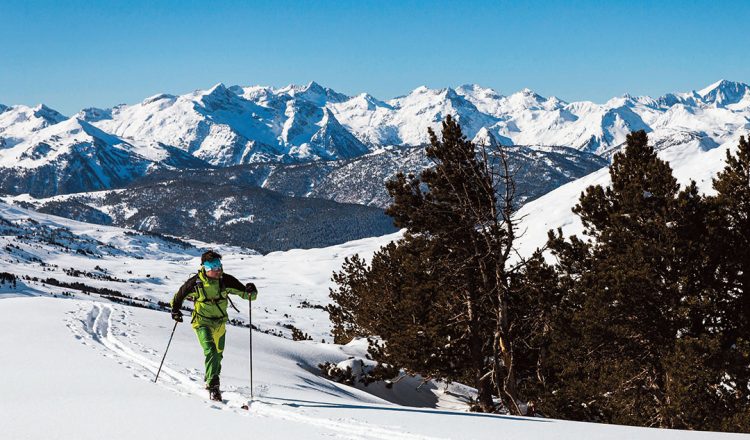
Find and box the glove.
[245,282,258,301]
[171,310,183,322]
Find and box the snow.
[2,79,749,170]
[0,118,115,168]
[212,197,236,221]
[699,79,730,97]
[2,296,736,439]
[2,79,749,437]
[225,214,255,225]
[514,135,744,259]
[0,104,67,148]
[697,79,750,108]
[0,194,741,438]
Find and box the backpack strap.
[194,279,206,302]
[219,276,227,299]
[219,275,239,312]
[226,295,240,313]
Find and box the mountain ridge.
[3,79,747,159]
[0,79,747,198]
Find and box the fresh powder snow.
[0,197,742,439]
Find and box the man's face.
[204,259,223,279]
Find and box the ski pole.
[249,294,254,401]
[154,320,178,383]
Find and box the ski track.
[66,301,447,440]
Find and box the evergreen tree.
[707,135,750,432]
[329,238,466,381]
[328,116,545,414]
[507,251,564,410]
[710,135,750,340]
[544,131,711,427]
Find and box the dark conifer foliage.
[328,122,750,429]
[329,116,547,414]
[545,132,750,431]
[330,237,465,381]
[710,136,750,338]
[706,136,750,431]
[546,131,705,426]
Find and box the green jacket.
[171,269,253,328]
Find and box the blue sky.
[1,0,749,114]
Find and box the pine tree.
[328,116,545,414]
[508,251,564,410]
[710,135,750,340]
[328,254,369,344]
[707,135,750,432]
[397,116,511,411]
[544,131,711,427]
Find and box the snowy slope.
[1,200,741,438]
[0,116,208,196]
[6,297,739,439]
[514,134,745,258]
[0,197,396,340]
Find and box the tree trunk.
[464,282,494,412]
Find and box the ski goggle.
[203,259,223,271]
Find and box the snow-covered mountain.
[0,103,67,148]
[130,144,606,209]
[698,79,750,108]
[0,116,210,197]
[5,80,749,166]
[329,79,748,155]
[1,79,747,199]
[86,81,369,166]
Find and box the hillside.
[0,200,739,439]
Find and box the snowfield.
[3,296,741,439]
[0,197,742,439]
[0,198,398,343]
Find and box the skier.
[170,250,258,401]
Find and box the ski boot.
[208,385,222,402]
[206,383,222,402]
